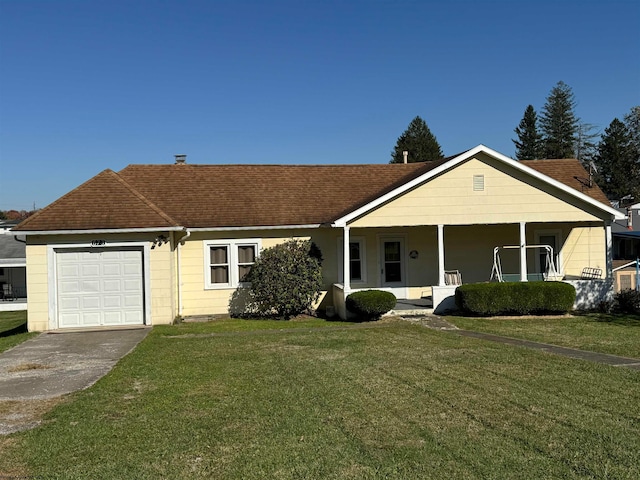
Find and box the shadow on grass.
[0,322,28,338]
[585,313,640,327]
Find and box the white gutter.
[8,227,184,236]
[177,228,191,317]
[187,224,321,232]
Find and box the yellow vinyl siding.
[149,241,175,325]
[561,224,606,278]
[25,244,49,332]
[180,229,336,317]
[351,155,602,228]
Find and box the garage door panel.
[56,248,144,328]
[59,313,80,327]
[59,264,80,278]
[124,294,142,307]
[80,296,101,309]
[82,264,100,276]
[123,263,142,275]
[81,280,100,292]
[59,280,81,293]
[103,295,122,308]
[82,312,102,325]
[103,264,122,276]
[59,297,81,310]
[124,311,143,324]
[103,279,122,292]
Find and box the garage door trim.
[48,241,152,330]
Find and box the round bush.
[346,290,396,320]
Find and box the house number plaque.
[91,240,107,247]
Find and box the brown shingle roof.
[14,170,179,231]
[14,154,612,232]
[521,159,610,204]
[116,162,441,228]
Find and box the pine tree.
[574,122,599,165]
[540,81,579,159]
[594,118,639,201]
[390,116,443,163]
[513,105,542,160]
[624,106,640,158]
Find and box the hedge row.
[455,281,576,316]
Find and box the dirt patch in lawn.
[0,397,65,435]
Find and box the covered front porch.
[330,221,612,319]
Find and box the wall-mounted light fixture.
[151,234,169,249]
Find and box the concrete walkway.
[0,328,150,401]
[404,315,640,370]
[454,330,640,370]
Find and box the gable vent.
[473,174,485,191]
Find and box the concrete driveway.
[0,328,150,401]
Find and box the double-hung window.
[338,237,366,283]
[204,239,260,289]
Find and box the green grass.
[0,311,36,354]
[448,313,640,359]
[1,318,639,479]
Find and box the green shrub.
[614,289,640,314]
[240,239,323,320]
[455,282,575,316]
[346,290,396,321]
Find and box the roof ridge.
[108,170,181,227]
[14,169,116,230]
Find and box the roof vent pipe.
[402,151,408,164]
[175,154,187,164]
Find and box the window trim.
[204,239,261,289]
[337,236,367,284]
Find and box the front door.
[380,238,406,298]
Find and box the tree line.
[390,81,640,204]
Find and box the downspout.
[177,228,191,317]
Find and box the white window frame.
[337,236,366,284]
[204,239,261,289]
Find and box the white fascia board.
[477,145,625,220]
[333,145,485,227]
[188,224,321,232]
[332,144,625,226]
[8,226,185,236]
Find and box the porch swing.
[490,245,561,282]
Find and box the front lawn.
[0,311,35,354]
[449,313,640,359]
[1,318,638,479]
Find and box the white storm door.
[56,248,144,328]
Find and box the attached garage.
[55,247,145,328]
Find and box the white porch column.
[343,226,351,293]
[605,222,613,279]
[437,224,445,286]
[519,221,528,282]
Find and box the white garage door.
[56,248,144,328]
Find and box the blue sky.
[1,0,638,211]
